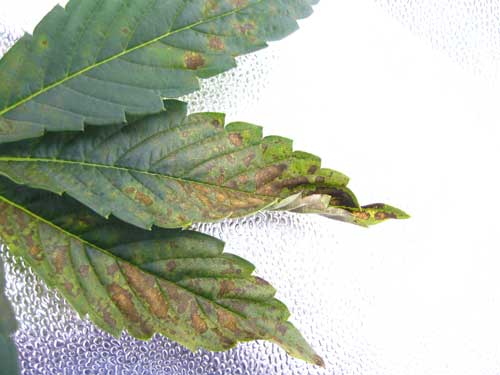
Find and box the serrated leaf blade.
[0,177,323,366]
[0,0,317,143]
[0,100,408,229]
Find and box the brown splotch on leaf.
[255,164,287,191]
[228,133,243,147]
[121,262,169,319]
[208,36,225,51]
[192,311,208,334]
[217,309,238,332]
[108,283,141,323]
[375,211,397,220]
[352,211,371,221]
[184,52,205,70]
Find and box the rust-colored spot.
[135,191,153,206]
[121,263,169,319]
[166,260,176,272]
[243,153,256,167]
[237,175,249,184]
[255,277,269,286]
[64,281,75,296]
[276,323,288,336]
[218,280,236,298]
[217,174,225,186]
[107,263,119,276]
[184,52,205,70]
[204,0,219,13]
[352,211,371,220]
[122,27,129,34]
[53,249,66,273]
[208,36,225,51]
[192,312,208,334]
[30,246,44,261]
[79,265,90,277]
[123,186,136,195]
[217,309,238,332]
[255,164,287,190]
[102,310,117,329]
[123,186,153,206]
[108,283,141,322]
[236,22,255,35]
[41,39,48,47]
[230,0,248,7]
[308,165,318,174]
[313,355,326,368]
[216,193,226,202]
[375,211,397,220]
[228,133,243,147]
[211,119,221,128]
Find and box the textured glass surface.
[2,1,500,375]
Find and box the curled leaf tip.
[349,204,410,226]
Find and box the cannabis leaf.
[0,176,324,366]
[0,100,408,229]
[0,0,317,144]
[0,256,19,375]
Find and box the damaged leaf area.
[0,257,19,374]
[0,0,317,144]
[0,100,407,229]
[0,177,323,366]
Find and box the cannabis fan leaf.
[0,100,408,229]
[0,0,317,144]
[0,256,19,375]
[0,176,324,366]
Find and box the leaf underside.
[0,176,324,366]
[0,100,408,230]
[0,0,317,144]
[0,257,19,375]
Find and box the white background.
[2,1,500,374]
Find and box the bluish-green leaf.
[0,177,323,366]
[0,100,408,229]
[0,0,316,144]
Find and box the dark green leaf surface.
[0,177,323,366]
[0,257,19,375]
[0,0,317,144]
[0,100,408,229]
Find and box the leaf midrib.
[0,194,256,320]
[0,156,277,201]
[0,0,264,116]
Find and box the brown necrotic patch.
[218,279,236,298]
[191,311,208,334]
[121,263,169,319]
[79,265,90,277]
[216,309,238,332]
[255,164,287,191]
[374,211,397,220]
[108,283,141,323]
[228,133,243,146]
[208,36,225,51]
[123,186,154,207]
[352,211,371,221]
[184,52,206,70]
[230,0,249,8]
